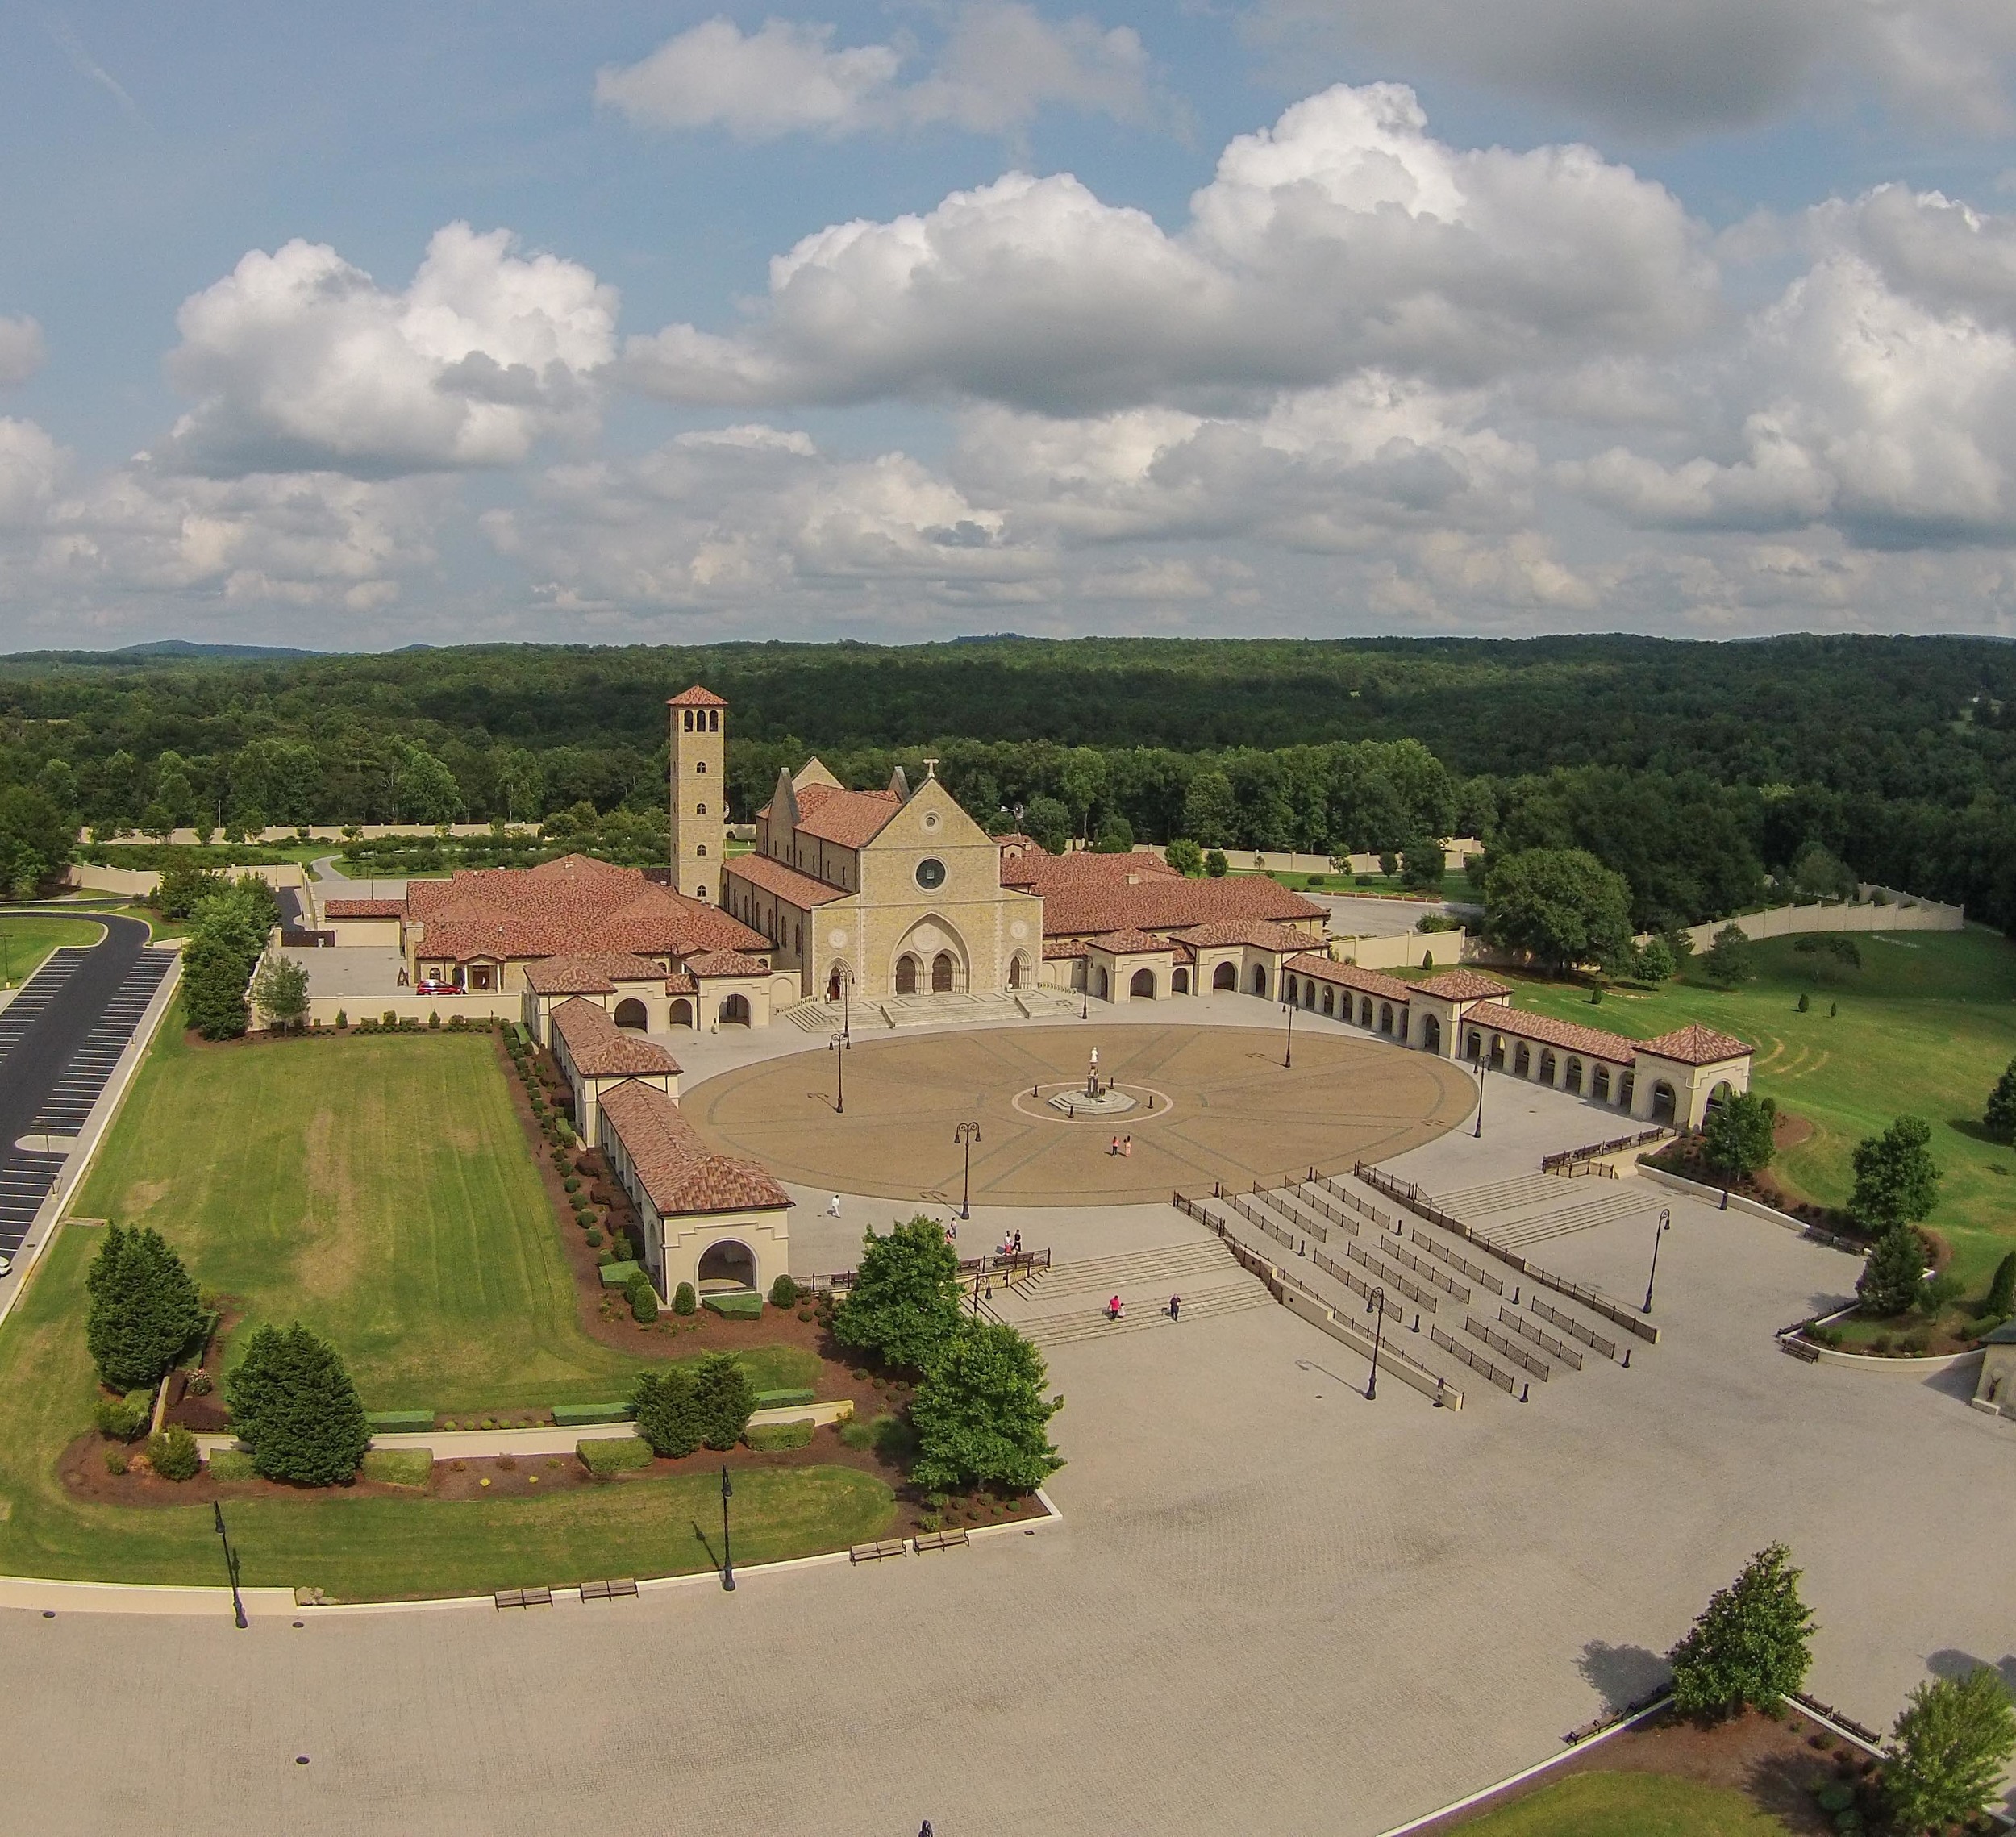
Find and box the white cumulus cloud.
[0,316,48,388]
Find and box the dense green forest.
[2,634,2014,933]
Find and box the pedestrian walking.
[827,1193,842,1218]
[1169,1293,1181,1322]
[1122,1134,1133,1158]
[1108,1293,1122,1322]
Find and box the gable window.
[695,802,707,815]
[695,760,707,773]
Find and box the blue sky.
[4,2,2016,648]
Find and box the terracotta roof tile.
[1165,917,1319,951]
[552,998,682,1077]
[1000,851,1178,890]
[1039,871,1324,939]
[793,783,902,848]
[1089,928,1173,954]
[1464,1002,1635,1064]
[1285,952,1413,1002]
[524,952,666,995]
[1637,1023,1754,1066]
[323,898,403,918]
[664,968,696,994]
[685,950,772,977]
[667,685,727,707]
[1404,968,1514,1001]
[1043,939,1089,960]
[724,852,851,908]
[598,1081,792,1218]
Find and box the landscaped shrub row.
[746,1421,814,1452]
[578,1435,653,1477]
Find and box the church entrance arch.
[613,998,648,1031]
[697,1240,756,1293]
[719,993,750,1026]
[896,955,919,995]
[891,918,967,998]
[1007,955,1026,989]
[931,952,956,993]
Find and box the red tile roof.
[406,854,764,964]
[1285,952,1413,1002]
[1637,1023,1754,1066]
[524,952,665,995]
[994,833,1043,852]
[1404,968,1514,1002]
[1038,867,1324,939]
[724,852,851,909]
[552,998,682,1077]
[324,898,403,918]
[685,950,772,977]
[791,782,902,849]
[665,968,696,994]
[667,685,727,707]
[598,1081,792,1218]
[999,850,1179,890]
[1464,1002,1635,1064]
[1043,939,1089,960]
[1089,928,1173,954]
[1166,918,1319,951]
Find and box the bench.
[850,1539,909,1564]
[578,1577,639,1602]
[1778,1335,1822,1364]
[494,1585,554,1610]
[912,1528,972,1553]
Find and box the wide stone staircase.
[981,1239,1272,1349]
[780,989,1081,1034]
[1429,1173,1654,1250]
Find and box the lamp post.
[1472,1046,1485,1139]
[829,1031,849,1114]
[1642,1207,1672,1314]
[1081,964,1089,1020]
[832,959,854,1039]
[1364,1285,1388,1402]
[954,1120,981,1221]
[1281,995,1296,1068]
[212,1499,248,1629]
[720,1464,735,1591]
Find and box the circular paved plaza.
[683,1023,1477,1207]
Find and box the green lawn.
[73,1025,815,1410]
[1501,927,2016,1289]
[1449,1771,1798,1835]
[0,914,106,986]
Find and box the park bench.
[579,1577,639,1602]
[912,1528,971,1553]
[494,1585,553,1610]
[850,1538,909,1564]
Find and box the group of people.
[1106,1135,1134,1157]
[1106,1293,1181,1323]
[997,1228,1023,1257]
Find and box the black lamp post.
[1642,1207,1672,1314]
[954,1120,981,1220]
[1281,995,1296,1068]
[1472,1045,1485,1139]
[213,1499,248,1628]
[832,959,854,1039]
[1081,964,1089,1020]
[829,1031,849,1114]
[1364,1285,1387,1402]
[720,1464,735,1591]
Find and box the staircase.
[985,1239,1272,1349]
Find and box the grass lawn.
[73,1025,815,1410]
[1500,927,2016,1291]
[0,914,106,986]
[1449,1772,1798,1835]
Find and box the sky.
[4,3,2016,651]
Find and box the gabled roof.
[1167,918,1318,952]
[552,998,681,1077]
[1404,968,1514,1002]
[667,685,727,707]
[598,1081,792,1218]
[1285,952,1413,1002]
[999,850,1179,890]
[1637,1023,1754,1066]
[1089,928,1173,955]
[1031,862,1325,939]
[1464,1002,1636,1064]
[685,949,772,977]
[725,852,852,908]
[793,782,902,849]
[324,898,403,918]
[524,952,665,996]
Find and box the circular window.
[915,857,946,890]
[923,810,941,831]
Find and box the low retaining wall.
[1332,930,1471,972]
[1281,1288,1464,1409]
[1637,1163,1833,1240]
[65,861,310,899]
[1662,891,1962,953]
[294,993,522,1030]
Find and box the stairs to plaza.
[983,1239,1272,1349]
[1429,1174,1654,1250]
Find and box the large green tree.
[1857,1225,1928,1317]
[1849,1114,1942,1233]
[85,1223,202,1393]
[631,1365,701,1458]
[250,953,310,1031]
[1481,848,1633,973]
[690,1353,756,1452]
[833,1216,965,1371]
[1984,1056,2016,1143]
[910,1319,1063,1494]
[1699,923,1756,988]
[1667,1543,1816,1718]
[224,1323,369,1486]
[1885,1667,2016,1835]
[1181,769,1237,849]
[1702,1090,1775,1196]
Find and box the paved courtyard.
[6,995,2013,1835]
[682,1022,1477,1207]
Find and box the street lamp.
[1472,1046,1485,1139]
[1364,1286,1388,1402]
[831,959,854,1039]
[1280,995,1296,1068]
[720,1464,735,1591]
[954,1120,981,1221]
[829,1031,849,1114]
[1642,1207,1672,1314]
[213,1499,249,1628]
[1081,964,1089,1020]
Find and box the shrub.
[335,1010,348,1030]
[382,1011,397,1029]
[693,1353,756,1450]
[578,1435,653,1477]
[427,1010,440,1029]
[631,1367,701,1456]
[102,1446,128,1477]
[768,1273,799,1308]
[146,1425,200,1481]
[585,1227,603,1248]
[1797,991,1810,1013]
[1985,1250,2016,1322]
[564,1177,581,1195]
[1204,848,1228,878]
[92,1389,152,1441]
[627,1273,659,1323]
[673,1281,697,1316]
[85,1222,203,1393]
[185,1368,213,1397]
[448,1014,465,1030]
[839,1416,874,1450]
[746,1421,814,1451]
[752,1387,816,1408]
[223,1322,370,1486]
[360,1449,432,1488]
[207,1448,256,1481]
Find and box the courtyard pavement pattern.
[6,995,2013,1835]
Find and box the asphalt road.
[0,910,162,1256]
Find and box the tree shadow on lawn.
[1577,1639,1667,1712]
[1945,1118,2011,1149]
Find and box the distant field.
[0,914,106,986]
[1502,927,2016,1289]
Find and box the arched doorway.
[1649,1079,1677,1123]
[613,998,648,1031]
[1422,1013,1440,1052]
[1007,955,1025,989]
[1360,998,1373,1027]
[1251,964,1269,998]
[1173,967,1190,994]
[1565,1056,1583,1094]
[1379,1002,1393,1035]
[1618,1070,1635,1110]
[1466,1031,1482,1061]
[719,993,751,1026]
[896,955,919,995]
[697,1240,756,1292]
[1539,1049,1556,1084]
[1593,1064,1612,1103]
[1514,1043,1530,1077]
[670,998,694,1028]
[1320,986,1334,1015]
[1303,981,1316,1009]
[1489,1036,1506,1071]
[1706,1080,1735,1117]
[1213,962,1236,991]
[1285,974,1299,1005]
[827,965,843,1001]
[931,952,956,993]
[1094,965,1110,1000]
[1129,967,1156,999]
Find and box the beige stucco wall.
[1973,1343,2016,1413]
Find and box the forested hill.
[4,632,2016,935]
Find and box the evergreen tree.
[1632,935,1677,983]
[833,1216,964,1370]
[1702,1090,1775,1195]
[1885,1667,2016,1835]
[1164,837,1204,876]
[85,1222,202,1392]
[223,1323,369,1486]
[1700,923,1756,989]
[690,1354,755,1451]
[631,1365,702,1458]
[1985,1250,2016,1321]
[1667,1543,1815,1718]
[910,1320,1063,1494]
[1985,1056,2016,1143]
[250,953,310,1031]
[1849,1114,1942,1233]
[1857,1225,1927,1317]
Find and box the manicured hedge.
[703,1292,763,1320]
[552,1402,632,1427]
[207,1449,256,1481]
[752,1388,816,1409]
[598,1260,642,1289]
[577,1435,653,1477]
[745,1421,814,1452]
[365,1410,435,1434]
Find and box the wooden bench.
[578,1577,639,1602]
[849,1538,909,1564]
[912,1528,972,1553]
[494,1585,553,1610]
[1778,1335,1822,1364]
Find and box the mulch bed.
[1414,1706,1879,1835]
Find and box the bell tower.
[668,685,727,903]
